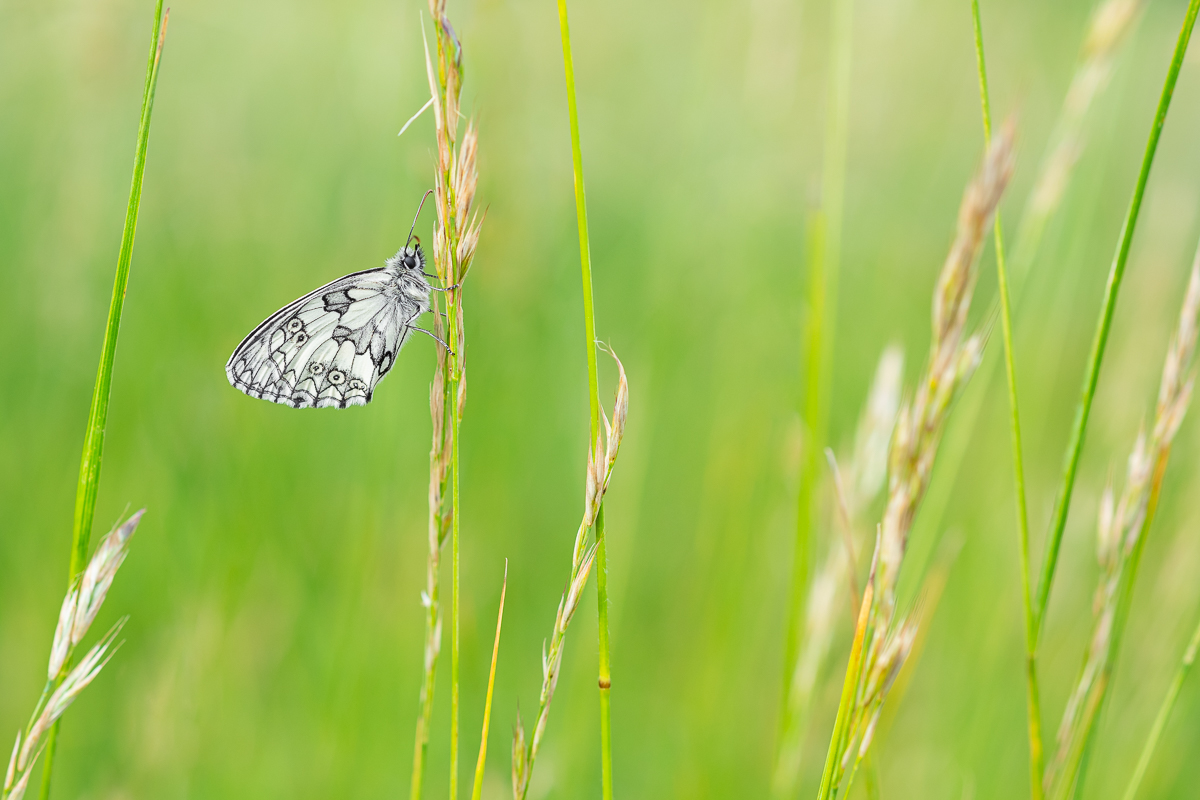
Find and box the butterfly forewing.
[226,264,423,408]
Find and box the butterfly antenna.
[406,189,435,249]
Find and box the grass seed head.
[72,510,143,647]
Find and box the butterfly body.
[226,245,433,408]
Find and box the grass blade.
[41,5,168,798]
[1035,0,1200,634]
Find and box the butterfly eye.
[309,363,325,375]
[328,370,345,385]
[293,332,308,346]
[287,318,303,333]
[403,254,417,269]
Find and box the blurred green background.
[4,0,1200,797]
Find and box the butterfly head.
[389,241,426,273]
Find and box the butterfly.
[225,238,450,409]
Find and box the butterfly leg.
[423,272,461,291]
[411,325,455,354]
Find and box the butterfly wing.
[226,268,419,408]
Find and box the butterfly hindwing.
[226,267,421,408]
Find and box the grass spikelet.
[4,512,144,800]
[408,2,483,798]
[816,127,1015,800]
[771,346,903,797]
[1045,248,1200,799]
[512,351,629,800]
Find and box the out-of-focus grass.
[2,0,1200,798]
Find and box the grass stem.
[1034,0,1200,637]
[41,5,168,797]
[969,4,1043,797]
[555,3,613,797]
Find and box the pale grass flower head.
[72,510,144,647]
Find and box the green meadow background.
[3,0,1200,797]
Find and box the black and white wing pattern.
[226,267,423,408]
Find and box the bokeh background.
[4,0,1200,797]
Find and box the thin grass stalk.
[781,0,856,772]
[554,3,614,797]
[470,564,508,800]
[40,8,167,797]
[909,0,1147,591]
[412,330,452,799]
[1035,0,1200,636]
[1121,608,1200,800]
[969,4,1042,797]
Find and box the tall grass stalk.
[1121,608,1200,800]
[40,6,167,797]
[1035,0,1200,635]
[1046,252,1200,800]
[969,4,1042,797]
[815,127,1015,800]
[780,0,856,779]
[412,3,484,797]
[555,3,614,796]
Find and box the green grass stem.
[969,4,1043,797]
[555,3,613,797]
[41,5,168,798]
[1034,0,1200,638]
[1122,607,1200,800]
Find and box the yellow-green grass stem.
[816,577,873,800]
[470,564,507,800]
[42,5,168,798]
[969,3,1043,796]
[1122,606,1200,800]
[556,3,613,797]
[780,0,855,767]
[1035,0,1200,639]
